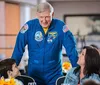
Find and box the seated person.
[0,58,36,85]
[64,46,100,85]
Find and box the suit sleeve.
[61,25,78,67]
[11,24,28,65]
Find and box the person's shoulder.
[53,18,65,24]
[69,67,77,72]
[66,67,75,75]
[23,18,39,31]
[52,18,65,32]
[89,73,100,81]
[67,66,80,75]
[27,18,39,24]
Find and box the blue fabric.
[12,18,78,85]
[64,67,100,85]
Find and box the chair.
[15,75,36,85]
[56,76,66,85]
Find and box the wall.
[50,1,100,20]
[0,1,6,56]
[5,3,20,57]
[0,1,20,58]
[3,0,37,5]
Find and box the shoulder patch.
[20,24,28,33]
[63,25,69,33]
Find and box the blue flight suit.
[12,18,78,85]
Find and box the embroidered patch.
[47,32,57,43]
[63,25,69,33]
[35,31,43,41]
[20,24,28,33]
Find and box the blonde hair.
[37,2,54,13]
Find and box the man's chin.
[41,24,50,28]
[42,26,49,28]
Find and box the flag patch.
[63,25,69,33]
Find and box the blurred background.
[0,0,100,74]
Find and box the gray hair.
[37,2,54,13]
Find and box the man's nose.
[42,18,46,23]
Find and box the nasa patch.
[35,31,43,42]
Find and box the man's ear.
[52,12,54,16]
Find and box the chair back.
[56,76,66,85]
[16,75,36,85]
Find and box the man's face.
[37,10,54,28]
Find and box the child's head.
[0,58,20,78]
[83,80,100,85]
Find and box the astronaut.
[12,2,78,85]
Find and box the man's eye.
[46,16,50,18]
[40,16,43,18]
